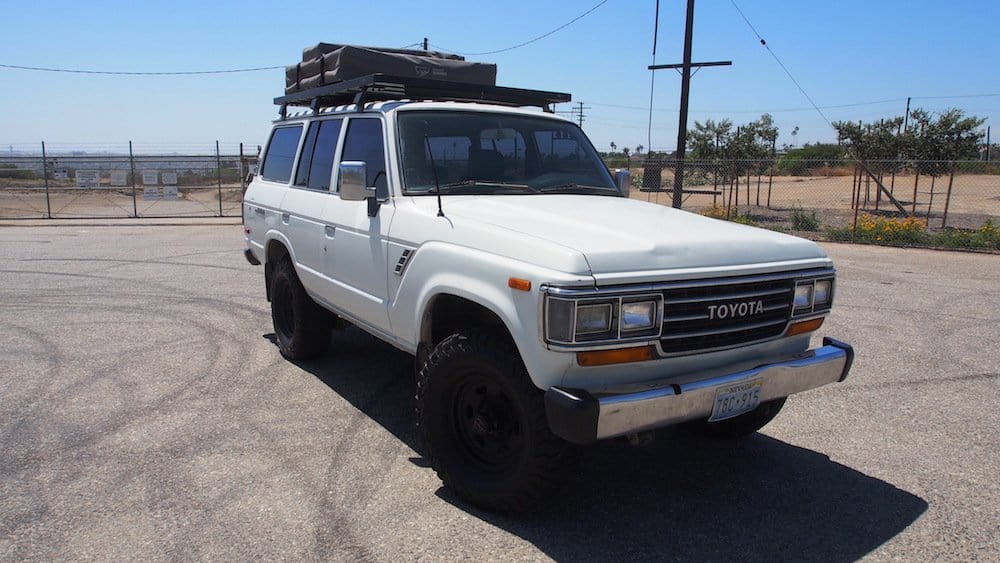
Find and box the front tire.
[269,258,330,360]
[417,330,571,512]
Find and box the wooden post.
[927,175,937,221]
[941,166,956,228]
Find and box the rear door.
[280,118,344,295]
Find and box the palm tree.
[636,144,644,154]
[610,141,617,152]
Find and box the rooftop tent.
[285,44,497,95]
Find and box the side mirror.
[615,168,631,197]
[338,161,374,202]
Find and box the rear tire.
[685,397,786,439]
[417,330,572,512]
[270,258,330,360]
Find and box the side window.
[341,118,387,196]
[307,119,344,190]
[293,119,344,190]
[260,125,303,183]
[294,123,320,186]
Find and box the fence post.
[239,143,246,226]
[941,165,956,229]
[215,140,223,217]
[129,141,137,218]
[41,141,52,219]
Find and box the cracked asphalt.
[1,221,997,561]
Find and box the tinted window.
[261,125,302,183]
[294,123,320,186]
[293,119,343,190]
[308,119,344,190]
[341,118,387,196]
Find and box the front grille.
[660,277,793,355]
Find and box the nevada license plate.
[709,379,762,422]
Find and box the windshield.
[397,111,620,196]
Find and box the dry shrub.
[811,165,855,177]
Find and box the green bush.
[791,208,821,231]
[0,164,37,180]
[825,217,999,250]
[776,144,848,175]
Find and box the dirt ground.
[2,173,996,226]
[629,172,999,230]
[0,185,244,219]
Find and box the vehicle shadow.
[288,327,927,561]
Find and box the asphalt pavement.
[1,222,997,561]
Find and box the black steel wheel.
[417,329,573,512]
[269,258,330,360]
[451,375,526,473]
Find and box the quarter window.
[260,125,303,183]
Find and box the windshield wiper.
[435,180,537,194]
[538,183,616,194]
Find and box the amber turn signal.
[508,277,531,292]
[577,346,655,367]
[785,317,825,337]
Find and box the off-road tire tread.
[270,258,330,360]
[416,329,573,512]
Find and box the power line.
[728,0,831,126]
[0,62,284,75]
[589,98,904,114]
[429,0,608,56]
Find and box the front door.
[321,116,394,333]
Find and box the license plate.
[709,379,762,422]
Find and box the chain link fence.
[0,144,259,219]
[623,158,1000,251]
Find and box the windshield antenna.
[424,135,445,217]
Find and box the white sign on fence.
[162,171,178,185]
[163,185,179,200]
[143,186,160,200]
[110,170,128,186]
[75,170,100,188]
[141,170,159,185]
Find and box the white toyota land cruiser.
[243,74,854,511]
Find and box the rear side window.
[260,125,303,183]
[308,120,344,190]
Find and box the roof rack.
[274,73,571,119]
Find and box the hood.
[429,195,830,282]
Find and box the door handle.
[281,213,290,224]
[324,225,336,237]
[254,207,265,216]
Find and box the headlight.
[621,301,657,331]
[793,277,834,315]
[814,279,832,306]
[794,283,814,310]
[576,303,613,334]
[544,292,662,345]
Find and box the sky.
[1,0,997,154]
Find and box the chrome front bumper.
[545,338,854,444]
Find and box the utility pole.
[649,0,731,209]
[572,101,591,129]
[903,97,912,132]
